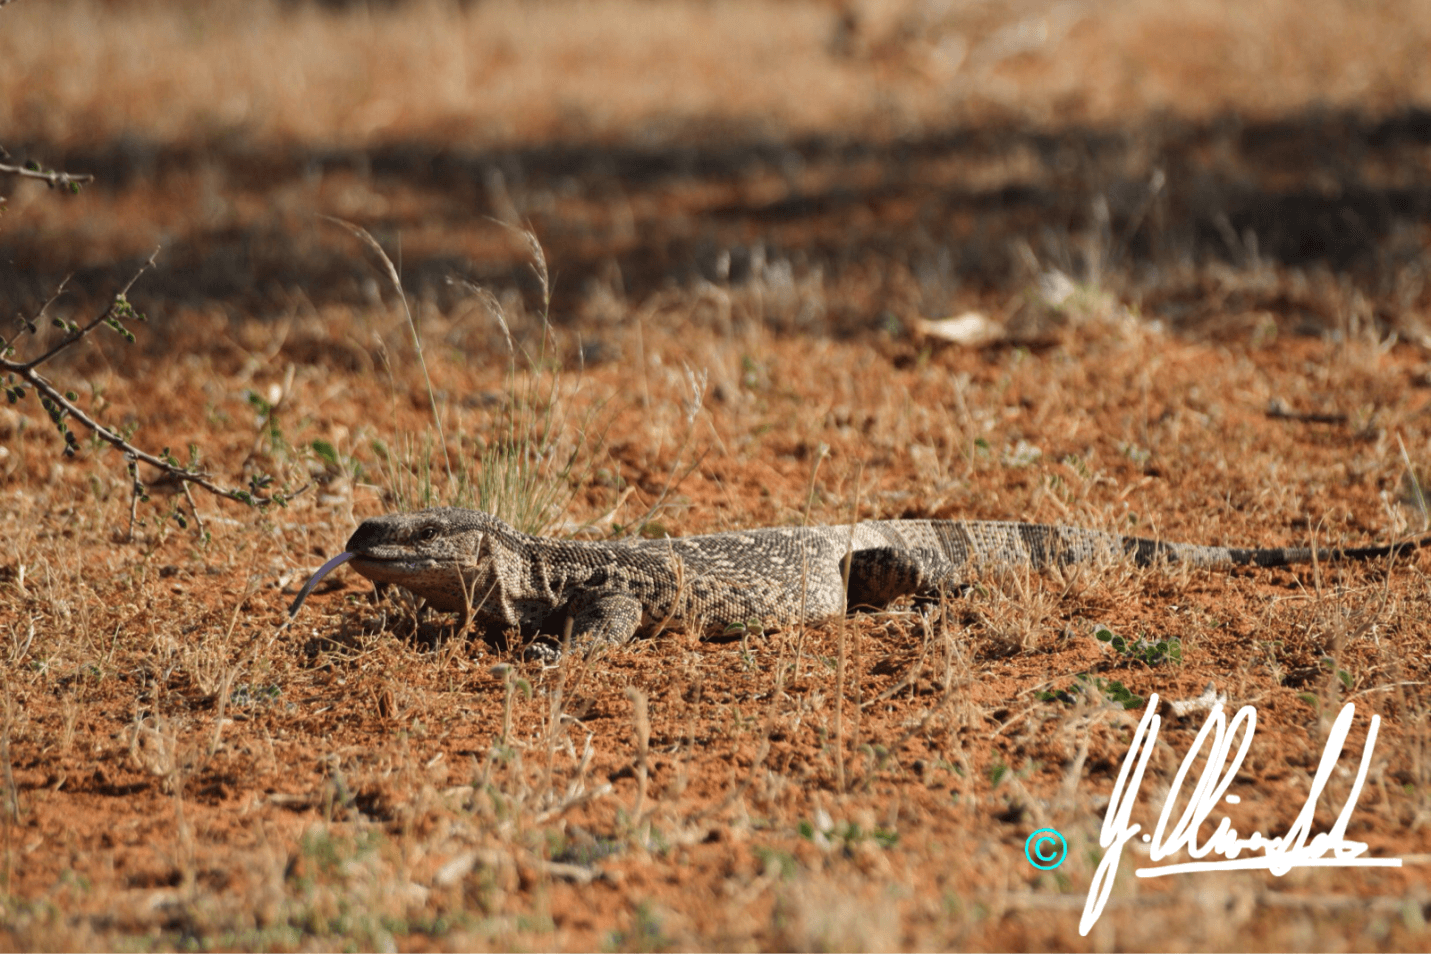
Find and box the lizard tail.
[1125,533,1431,568]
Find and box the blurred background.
[3,0,1431,340]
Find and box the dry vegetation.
[5,0,1431,950]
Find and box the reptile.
[288,507,1427,658]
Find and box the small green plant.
[1118,441,1151,465]
[753,845,799,879]
[1096,677,1145,709]
[1061,453,1092,480]
[723,619,764,637]
[1096,627,1182,667]
[796,816,900,852]
[1321,655,1355,691]
[1296,658,1362,712]
[1038,673,1146,710]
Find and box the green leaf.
[311,439,340,468]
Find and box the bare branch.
[0,141,94,194]
[11,360,294,506]
[0,254,301,509]
[0,160,94,192]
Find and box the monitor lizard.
[288,507,1427,658]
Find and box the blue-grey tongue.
[286,551,357,618]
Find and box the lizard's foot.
[522,639,564,667]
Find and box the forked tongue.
[285,551,357,619]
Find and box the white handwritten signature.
[1080,694,1400,936]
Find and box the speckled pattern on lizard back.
[338,508,1423,653]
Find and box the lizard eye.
[415,526,439,543]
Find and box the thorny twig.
[0,251,302,516]
[11,252,154,372]
[0,160,94,192]
[0,142,94,195]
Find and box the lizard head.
[343,508,516,611]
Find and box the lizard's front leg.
[523,592,644,664]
